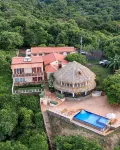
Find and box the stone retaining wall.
[47,110,108,136]
[47,110,70,123]
[65,93,92,101]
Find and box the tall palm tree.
[108,54,120,71]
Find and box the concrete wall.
[25,77,32,82]
[24,68,32,73]
[65,94,92,101]
[47,110,70,123]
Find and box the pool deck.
[41,91,120,135]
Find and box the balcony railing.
[13,72,43,77]
[14,81,41,86]
[14,88,42,94]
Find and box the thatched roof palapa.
[54,61,96,93]
[54,61,96,84]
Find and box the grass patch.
[88,60,112,81]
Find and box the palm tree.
[108,54,120,71]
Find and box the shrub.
[55,92,65,99]
[103,74,120,104]
[39,91,45,98]
[65,53,87,65]
[48,74,55,92]
[50,101,58,105]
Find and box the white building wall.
[24,68,32,74]
[25,77,32,82]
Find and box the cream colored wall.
[25,77,32,82]
[50,60,58,66]
[24,68,32,73]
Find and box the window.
[15,78,19,83]
[17,68,22,74]
[37,67,41,72]
[20,78,25,82]
[15,78,25,83]
[33,77,37,82]
[38,77,42,81]
[32,68,36,73]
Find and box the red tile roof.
[45,65,57,73]
[31,47,76,54]
[11,56,43,69]
[11,63,43,69]
[12,56,43,65]
[43,52,68,65]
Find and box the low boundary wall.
[65,94,92,101]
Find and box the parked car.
[99,60,108,65]
[80,50,88,55]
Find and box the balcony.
[14,81,41,86]
[13,88,42,94]
[13,72,43,77]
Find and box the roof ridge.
[50,64,57,70]
[53,52,57,61]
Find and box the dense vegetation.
[55,136,102,150]
[0,0,120,58]
[0,51,48,149]
[65,53,87,65]
[104,73,120,104]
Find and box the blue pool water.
[74,110,109,129]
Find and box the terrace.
[41,94,120,135]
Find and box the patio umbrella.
[106,113,116,119]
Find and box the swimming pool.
[73,110,110,130]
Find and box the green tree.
[65,53,87,65]
[20,95,39,112]
[0,141,28,150]
[0,108,18,140]
[108,54,120,71]
[19,107,33,128]
[29,133,48,150]
[34,112,44,131]
[104,36,120,57]
[0,31,23,50]
[55,136,102,150]
[48,74,55,92]
[103,74,120,104]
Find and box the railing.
[14,88,42,94]
[13,72,43,77]
[14,81,41,86]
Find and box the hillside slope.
[0,0,120,57]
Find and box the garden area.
[87,60,111,81]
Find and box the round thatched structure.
[54,61,96,97]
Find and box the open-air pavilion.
[54,61,96,97]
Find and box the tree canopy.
[103,73,120,104]
[54,136,102,150]
[0,0,120,58]
[65,53,87,65]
